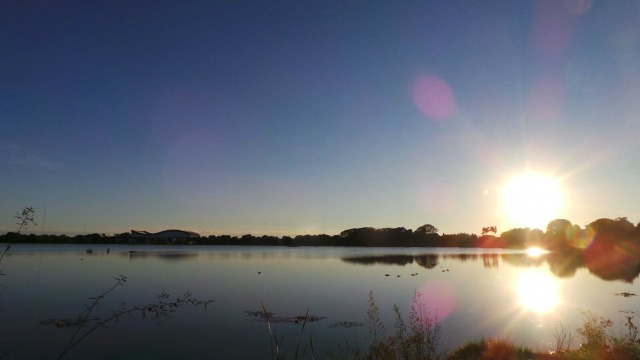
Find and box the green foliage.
[609,312,640,359]
[567,310,640,359]
[576,310,612,353]
[340,303,640,360]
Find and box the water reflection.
[514,269,560,313]
[1,244,639,358]
[342,249,640,283]
[501,253,546,268]
[415,255,439,269]
[341,255,415,266]
[120,251,199,261]
[526,247,546,257]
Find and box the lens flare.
[567,226,595,249]
[417,281,457,321]
[411,74,456,120]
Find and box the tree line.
[1,217,639,249]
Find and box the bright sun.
[502,172,563,230]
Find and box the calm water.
[0,244,638,359]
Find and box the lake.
[0,244,638,359]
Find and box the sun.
[502,172,563,230]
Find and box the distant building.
[130,229,200,244]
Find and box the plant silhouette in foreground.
[57,275,213,359]
[14,206,36,234]
[446,338,534,360]
[365,291,442,360]
[0,207,36,272]
[260,300,317,360]
[573,309,640,359]
[551,321,574,354]
[330,290,443,360]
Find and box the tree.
[339,227,376,246]
[499,228,532,249]
[481,226,497,236]
[587,217,636,238]
[546,219,572,237]
[415,224,439,235]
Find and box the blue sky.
[1,1,639,236]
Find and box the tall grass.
[339,290,443,360]
[311,292,640,360]
[574,310,640,359]
[261,300,316,360]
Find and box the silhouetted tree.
[439,233,477,247]
[415,224,438,235]
[339,227,376,246]
[544,219,573,250]
[281,236,293,246]
[374,227,413,246]
[587,217,636,239]
[413,224,440,245]
[481,226,497,236]
[500,228,535,249]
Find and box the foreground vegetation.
[265,291,640,360]
[444,309,640,360]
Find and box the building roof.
[131,229,200,237]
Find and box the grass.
[260,300,317,360]
[360,291,443,360]
[433,309,640,360]
[447,338,535,360]
[262,291,640,360]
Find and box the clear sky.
[1,1,639,236]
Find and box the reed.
[260,300,316,360]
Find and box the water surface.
[0,245,638,359]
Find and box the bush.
[357,290,443,360]
[446,338,535,360]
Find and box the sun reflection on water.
[515,269,560,314]
[526,247,546,257]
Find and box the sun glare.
[515,269,560,313]
[502,173,563,230]
[526,247,546,257]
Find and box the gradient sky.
[1,0,639,236]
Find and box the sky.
[1,0,639,237]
